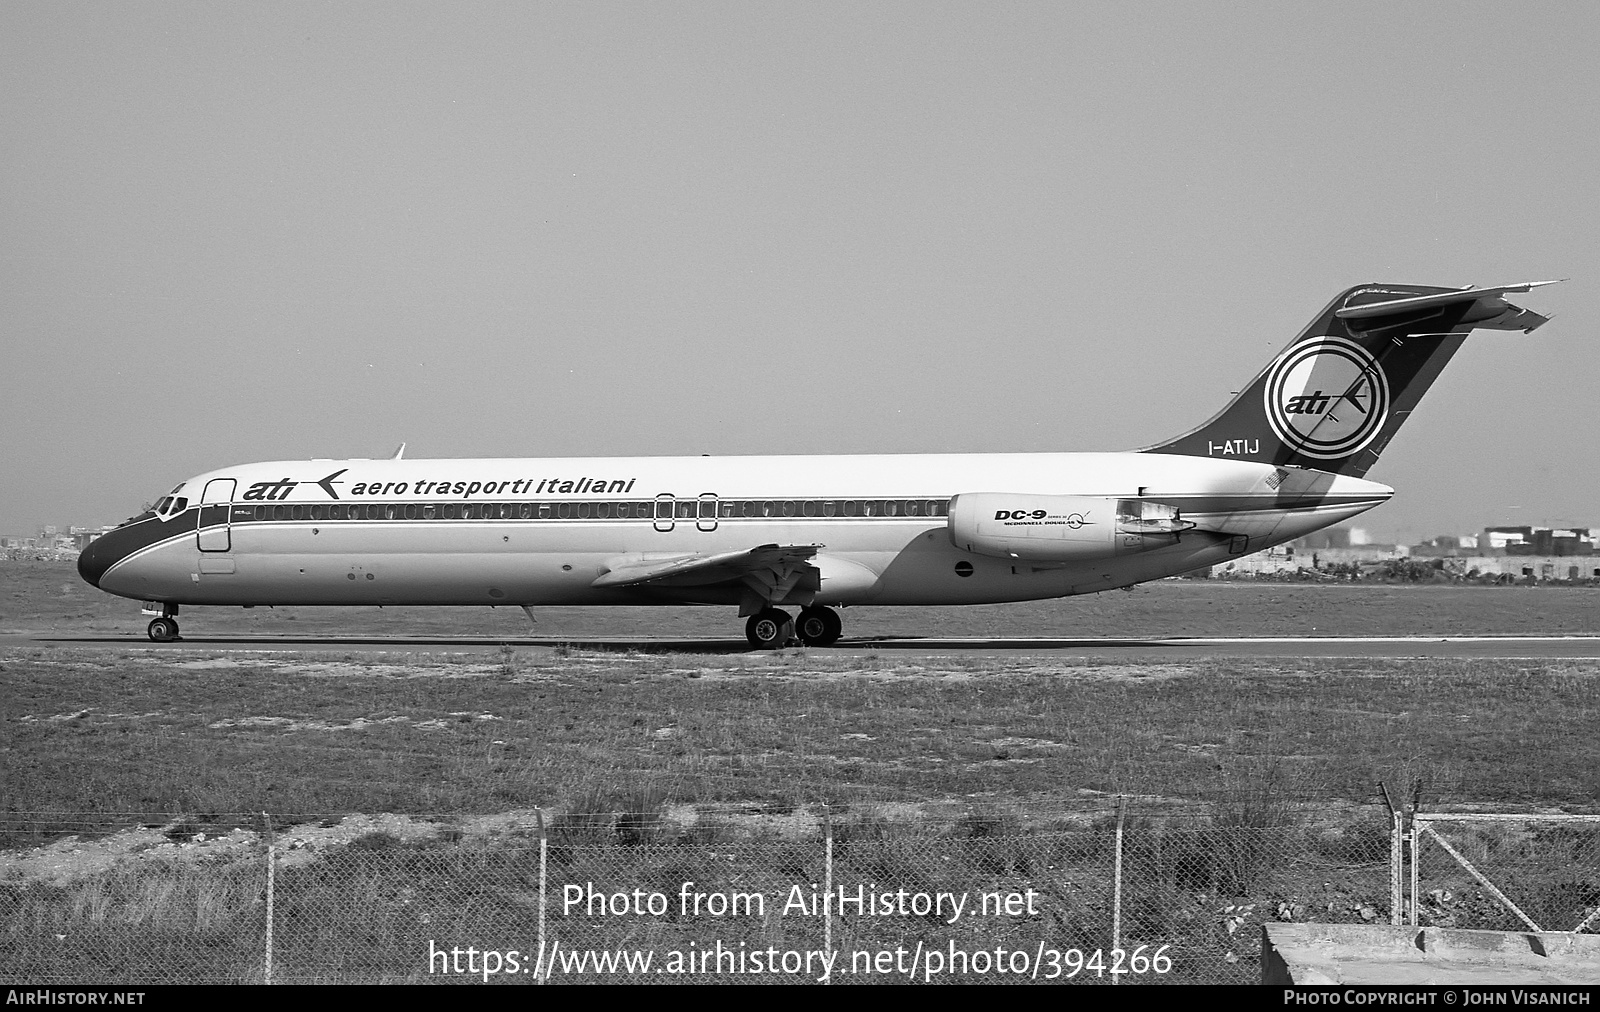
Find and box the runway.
[16,632,1600,659]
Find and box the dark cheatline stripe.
[76,511,194,587]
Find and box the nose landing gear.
[142,602,181,642]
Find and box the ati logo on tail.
[1263,336,1390,460]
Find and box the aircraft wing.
[592,544,821,590]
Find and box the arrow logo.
[316,469,348,500]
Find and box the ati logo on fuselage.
[242,470,346,501]
[242,478,300,501]
[1263,336,1390,460]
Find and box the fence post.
[263,811,275,985]
[1381,783,1402,926]
[1408,813,1419,926]
[1112,796,1125,984]
[536,807,547,985]
[823,804,833,982]
[1390,810,1404,926]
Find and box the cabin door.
[196,478,236,552]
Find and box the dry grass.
[2,644,1596,853]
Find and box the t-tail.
[1144,281,1560,477]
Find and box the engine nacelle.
[948,493,1195,563]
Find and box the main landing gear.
[744,606,842,649]
[795,606,842,647]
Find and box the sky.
[3,2,1595,545]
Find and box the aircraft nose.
[77,533,111,588]
[77,524,139,589]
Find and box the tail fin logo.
[1263,336,1390,460]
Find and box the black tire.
[745,608,793,650]
[147,617,180,642]
[796,606,842,646]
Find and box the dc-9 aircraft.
[79,281,1557,647]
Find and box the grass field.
[4,562,1597,983]
[4,561,1598,840]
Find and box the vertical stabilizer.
[1142,281,1557,477]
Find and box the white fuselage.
[87,451,1391,610]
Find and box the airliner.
[78,281,1557,647]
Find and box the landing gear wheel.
[796,606,843,647]
[745,608,793,650]
[147,617,180,642]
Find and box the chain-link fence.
[3,806,1594,984]
[1407,813,1600,934]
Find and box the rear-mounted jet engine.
[948,493,1196,563]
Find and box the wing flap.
[593,544,821,589]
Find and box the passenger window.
[557,503,572,519]
[742,500,760,517]
[676,501,696,519]
[843,500,859,516]
[578,502,593,519]
[762,501,777,517]
[310,505,326,520]
[904,500,921,516]
[719,502,736,517]
[537,504,552,519]
[861,501,878,516]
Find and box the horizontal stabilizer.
[1336,281,1561,333]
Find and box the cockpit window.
[146,493,191,521]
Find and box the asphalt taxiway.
[12,633,1600,659]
